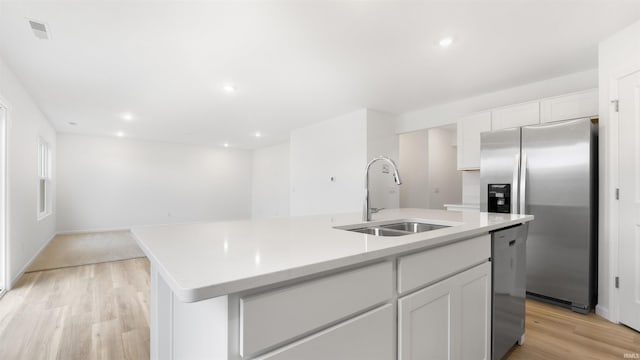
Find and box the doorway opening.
[399,124,462,209]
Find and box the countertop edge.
[135,215,533,303]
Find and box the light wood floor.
[1,257,639,359]
[508,299,640,359]
[0,258,150,360]
[27,231,145,272]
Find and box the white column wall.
[399,130,429,209]
[290,109,368,216]
[366,110,401,211]
[427,128,461,210]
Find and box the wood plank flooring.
[27,231,145,272]
[508,299,640,359]
[1,256,639,359]
[0,258,150,360]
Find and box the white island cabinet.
[399,262,491,360]
[134,208,533,360]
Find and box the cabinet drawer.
[240,261,393,358]
[254,304,393,360]
[398,235,490,294]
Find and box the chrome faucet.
[363,156,402,222]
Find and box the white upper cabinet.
[457,112,491,170]
[455,89,596,173]
[491,101,540,130]
[540,89,598,123]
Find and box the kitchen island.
[133,208,533,360]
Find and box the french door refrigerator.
[480,117,597,313]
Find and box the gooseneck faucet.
[363,156,402,222]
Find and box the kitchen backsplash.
[462,171,480,205]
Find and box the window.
[37,137,51,219]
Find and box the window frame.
[37,137,51,220]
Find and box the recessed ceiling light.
[223,142,230,148]
[68,121,78,126]
[255,132,262,138]
[121,112,134,121]
[439,37,454,48]
[223,84,236,93]
[116,131,124,137]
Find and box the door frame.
[0,98,8,296]
[606,62,640,324]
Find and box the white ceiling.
[1,1,640,149]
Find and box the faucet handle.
[370,207,385,214]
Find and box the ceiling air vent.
[28,19,50,40]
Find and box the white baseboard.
[595,304,612,322]
[10,231,56,289]
[56,227,131,235]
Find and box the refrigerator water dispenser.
[488,184,511,213]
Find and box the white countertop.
[132,208,533,302]
[444,203,480,209]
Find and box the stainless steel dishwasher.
[492,224,528,360]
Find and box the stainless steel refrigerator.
[480,117,597,314]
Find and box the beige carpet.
[27,230,146,272]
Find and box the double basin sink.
[334,219,451,237]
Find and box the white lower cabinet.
[150,234,497,360]
[254,304,393,360]
[240,261,392,357]
[398,262,491,360]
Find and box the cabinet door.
[491,101,540,130]
[540,89,597,123]
[255,304,393,360]
[398,262,491,360]
[457,112,491,170]
[459,262,491,360]
[398,275,454,360]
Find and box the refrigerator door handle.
[519,152,527,215]
[512,153,520,214]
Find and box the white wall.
[399,131,429,208]
[462,171,481,205]
[251,142,290,219]
[290,109,399,217]
[366,110,400,210]
[399,128,461,209]
[290,109,367,216]
[56,134,252,232]
[397,69,598,134]
[0,57,57,287]
[427,128,461,209]
[597,18,640,322]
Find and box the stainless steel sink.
[379,222,448,233]
[335,219,452,237]
[348,227,408,237]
